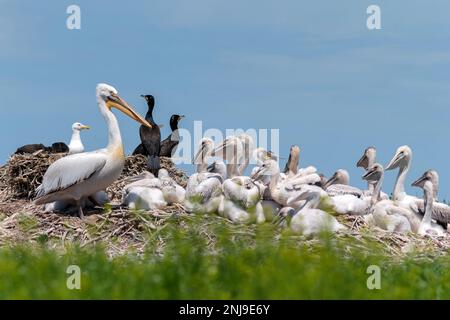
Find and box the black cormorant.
[159,114,184,158]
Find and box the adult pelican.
[35,83,152,218]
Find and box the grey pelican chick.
[356,146,388,199]
[158,169,186,204]
[412,170,449,229]
[219,176,264,223]
[412,172,448,235]
[385,145,422,228]
[68,122,90,154]
[324,169,363,198]
[288,185,345,237]
[185,139,224,214]
[122,172,166,210]
[251,159,320,209]
[213,134,253,177]
[35,83,152,218]
[364,163,416,233]
[283,145,317,179]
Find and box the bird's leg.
[76,200,85,219]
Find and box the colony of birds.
[2,83,449,245]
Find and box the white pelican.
[411,173,446,236]
[251,159,320,208]
[287,185,345,237]
[122,172,167,210]
[219,176,265,223]
[324,169,363,198]
[185,139,224,214]
[35,83,152,217]
[364,163,417,233]
[68,122,90,155]
[385,145,422,227]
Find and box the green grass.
[0,219,449,299]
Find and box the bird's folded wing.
[327,184,363,198]
[415,199,450,223]
[35,153,107,198]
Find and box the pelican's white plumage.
[122,172,167,210]
[35,83,152,217]
[251,159,320,208]
[411,172,446,236]
[185,139,225,214]
[385,145,422,229]
[288,185,345,237]
[219,176,265,223]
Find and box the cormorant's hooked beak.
[106,93,152,128]
[356,153,368,169]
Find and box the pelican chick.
[385,145,422,228]
[283,145,317,178]
[412,172,448,235]
[364,163,416,233]
[68,122,90,154]
[288,185,345,237]
[122,172,167,210]
[356,146,389,199]
[185,139,224,214]
[413,170,448,229]
[251,159,320,209]
[219,176,265,223]
[158,169,186,204]
[35,83,152,218]
[324,169,363,198]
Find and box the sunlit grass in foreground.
[0,218,449,299]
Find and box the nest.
[0,152,188,202]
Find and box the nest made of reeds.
[0,151,188,202]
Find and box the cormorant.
[133,94,161,174]
[159,114,185,158]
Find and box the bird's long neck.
[393,162,409,201]
[268,169,281,193]
[145,104,156,125]
[98,99,123,153]
[70,129,81,145]
[422,183,434,226]
[170,119,178,132]
[371,174,384,205]
[367,154,375,193]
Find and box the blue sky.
[1,1,450,198]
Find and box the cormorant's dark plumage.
[159,114,184,158]
[133,95,161,174]
[14,142,69,155]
